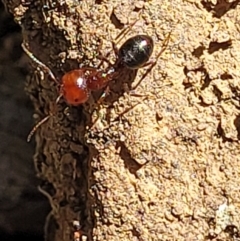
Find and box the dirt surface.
[3,0,240,240]
[0,2,49,239]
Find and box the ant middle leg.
[89,86,111,130]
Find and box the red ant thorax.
[86,67,115,91]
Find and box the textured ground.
[2,0,240,240]
[87,1,240,240]
[0,2,49,239]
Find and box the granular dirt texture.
[0,2,49,237]
[2,0,240,240]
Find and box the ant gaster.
[118,35,154,69]
[23,27,171,142]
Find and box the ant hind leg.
[132,31,172,90]
[97,18,140,69]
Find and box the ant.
[22,24,171,142]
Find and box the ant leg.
[89,86,110,130]
[97,55,115,69]
[27,115,50,142]
[112,97,148,122]
[114,18,139,44]
[96,37,120,69]
[111,18,139,57]
[96,38,117,69]
[132,31,172,90]
[97,18,139,69]
[97,86,110,105]
[111,40,119,58]
[21,42,59,85]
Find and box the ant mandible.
[23,23,171,142]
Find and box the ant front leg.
[26,97,64,142]
[26,100,62,142]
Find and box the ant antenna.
[27,115,50,142]
[22,42,63,142]
[21,42,59,85]
[26,94,63,142]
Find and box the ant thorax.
[86,66,116,91]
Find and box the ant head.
[61,69,90,105]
